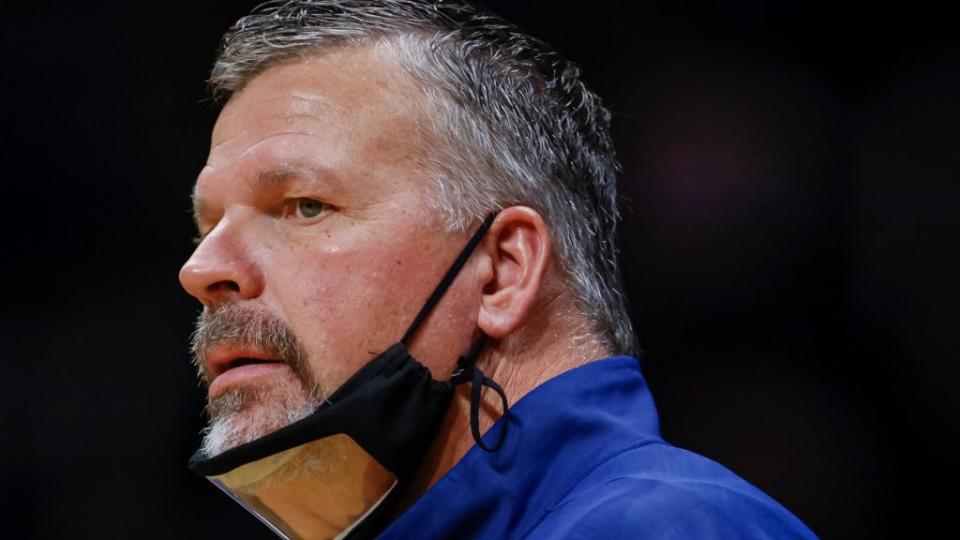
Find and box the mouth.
[205,346,289,397]
[221,357,284,373]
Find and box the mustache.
[190,303,316,393]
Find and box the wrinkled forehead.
[210,45,426,153]
[195,45,435,203]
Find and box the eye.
[295,198,326,218]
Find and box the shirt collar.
[379,355,661,538]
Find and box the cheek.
[267,237,437,386]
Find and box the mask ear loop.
[401,213,497,345]
[400,213,509,452]
[450,334,509,452]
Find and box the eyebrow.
[247,167,312,191]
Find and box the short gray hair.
[210,0,637,355]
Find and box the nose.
[179,219,265,307]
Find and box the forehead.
[197,45,428,204]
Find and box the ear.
[476,206,553,339]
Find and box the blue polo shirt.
[378,356,816,539]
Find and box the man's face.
[180,46,478,454]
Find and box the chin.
[201,380,320,458]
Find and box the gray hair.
[210,0,637,355]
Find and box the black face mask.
[188,213,509,540]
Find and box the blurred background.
[1,1,957,538]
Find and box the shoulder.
[521,443,816,540]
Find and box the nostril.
[208,280,241,294]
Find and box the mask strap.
[399,212,510,452]
[401,213,497,345]
[450,334,510,452]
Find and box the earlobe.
[477,207,553,339]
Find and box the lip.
[204,344,287,397]
[208,362,289,398]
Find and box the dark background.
[2,1,957,538]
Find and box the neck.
[396,320,610,509]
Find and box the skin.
[180,44,610,506]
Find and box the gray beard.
[190,303,327,457]
[200,382,324,458]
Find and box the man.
[180,1,816,538]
